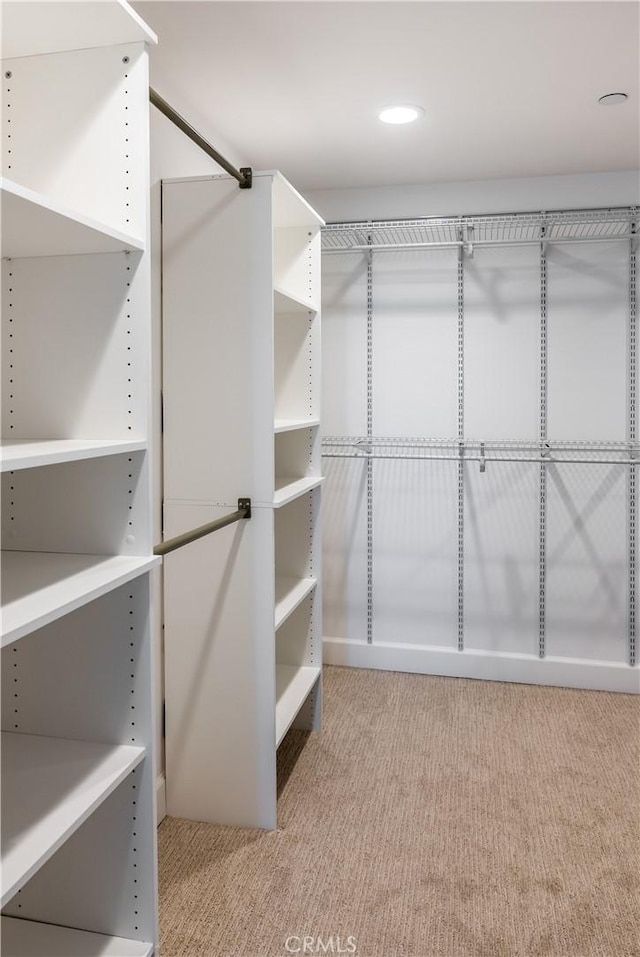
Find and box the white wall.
[149,108,247,818]
[306,170,640,223]
[317,171,640,693]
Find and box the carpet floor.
[158,665,640,957]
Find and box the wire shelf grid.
[322,436,640,465]
[321,208,638,252]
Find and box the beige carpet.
[158,666,640,957]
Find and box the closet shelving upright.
[1,3,159,953]
[321,207,639,678]
[162,171,323,829]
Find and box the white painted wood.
[275,665,321,746]
[2,579,154,745]
[1,552,160,648]
[2,44,149,239]
[0,917,153,957]
[275,427,320,488]
[0,179,143,258]
[162,172,323,828]
[162,175,274,507]
[272,172,324,230]
[275,577,317,629]
[323,637,640,694]
[274,312,320,424]
[2,455,151,556]
[275,229,320,308]
[1,763,157,944]
[0,439,146,472]
[274,418,321,433]
[155,774,166,825]
[274,286,319,315]
[275,490,317,588]
[1,10,157,945]
[1,734,144,906]
[1,254,149,443]
[163,503,276,828]
[1,1,156,59]
[273,475,324,508]
[276,594,315,667]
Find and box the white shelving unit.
[162,170,323,829]
[1,3,159,953]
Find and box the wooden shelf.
[275,665,321,747]
[0,179,145,258]
[0,917,153,957]
[275,577,317,629]
[1,439,146,473]
[274,418,320,434]
[273,476,323,508]
[272,171,325,229]
[274,286,318,316]
[1,0,157,59]
[0,733,145,907]
[1,552,161,648]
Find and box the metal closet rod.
[149,87,252,189]
[154,499,252,557]
[322,452,637,465]
[323,236,634,254]
[323,438,639,452]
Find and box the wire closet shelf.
[321,207,638,254]
[322,437,640,467]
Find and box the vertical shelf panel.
[162,172,323,828]
[163,503,277,828]
[162,175,274,507]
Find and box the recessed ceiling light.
[598,92,628,105]
[379,105,424,125]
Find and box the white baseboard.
[156,773,167,824]
[323,637,640,693]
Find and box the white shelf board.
[0,917,153,957]
[275,577,317,630]
[1,552,161,648]
[0,439,146,473]
[273,476,323,508]
[0,179,145,258]
[0,733,145,907]
[275,664,321,747]
[274,418,320,434]
[1,0,157,59]
[274,286,319,316]
[271,171,325,229]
